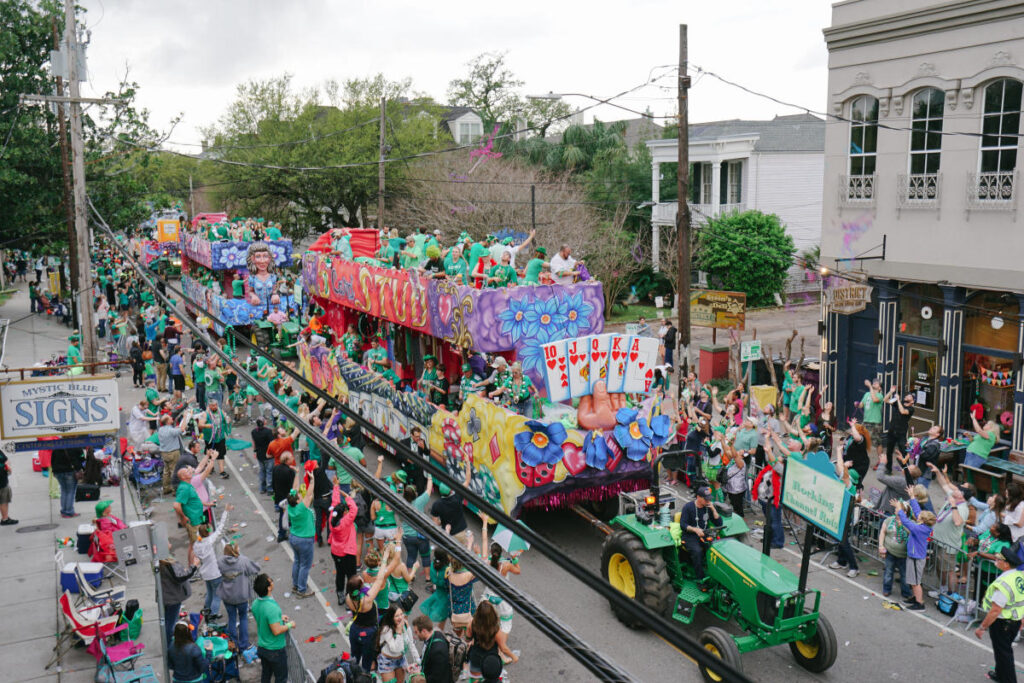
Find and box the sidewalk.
[1,281,335,681]
[0,282,165,682]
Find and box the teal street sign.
[781,451,852,541]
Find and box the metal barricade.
[286,631,316,683]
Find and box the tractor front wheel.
[789,612,837,673]
[697,626,742,683]
[600,529,674,629]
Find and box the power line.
[691,63,1024,140]
[164,117,380,151]
[90,200,751,682]
[101,72,678,174]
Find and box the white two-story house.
[646,114,825,292]
[819,0,1024,451]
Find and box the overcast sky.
[77,0,834,148]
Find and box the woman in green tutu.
[418,547,452,630]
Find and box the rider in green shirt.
[523,246,548,284]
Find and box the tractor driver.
[675,486,722,582]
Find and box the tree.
[695,210,796,307]
[447,52,524,127]
[578,204,645,313]
[199,74,443,235]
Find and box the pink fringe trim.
[521,479,647,512]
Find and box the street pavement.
[0,279,1015,682]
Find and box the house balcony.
[897,173,941,209]
[839,173,876,206]
[651,202,746,226]
[967,170,1017,211]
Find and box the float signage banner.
[781,451,852,541]
[0,375,120,440]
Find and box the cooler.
[60,562,104,593]
[76,524,95,555]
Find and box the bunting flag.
[979,364,1015,387]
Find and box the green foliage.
[447,51,524,127]
[629,265,673,302]
[0,1,165,249]
[695,210,795,307]
[199,74,444,234]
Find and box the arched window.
[846,96,878,201]
[849,96,879,176]
[978,79,1022,200]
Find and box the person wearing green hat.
[90,499,128,563]
[501,228,535,269]
[459,363,477,406]
[467,238,489,275]
[419,355,445,404]
[522,246,549,285]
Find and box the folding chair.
[47,591,125,669]
[75,563,126,607]
[87,631,145,678]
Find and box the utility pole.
[378,97,386,230]
[676,24,692,391]
[531,185,536,232]
[64,0,97,372]
[188,174,195,219]
[53,18,79,333]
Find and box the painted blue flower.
[649,414,672,448]
[524,296,567,341]
[497,296,532,341]
[583,430,610,469]
[613,407,653,461]
[560,291,595,338]
[513,420,568,467]
[516,340,546,378]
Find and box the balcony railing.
[967,170,1017,210]
[839,174,876,206]
[651,202,745,225]
[897,173,940,208]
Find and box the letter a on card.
[623,336,660,393]
[565,338,591,398]
[541,339,571,403]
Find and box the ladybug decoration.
[514,449,556,488]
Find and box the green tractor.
[250,320,301,359]
[600,453,837,682]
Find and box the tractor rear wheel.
[697,626,742,683]
[789,612,837,673]
[252,326,272,349]
[600,529,674,629]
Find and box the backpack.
[716,464,730,486]
[353,492,372,530]
[443,632,468,682]
[316,656,371,683]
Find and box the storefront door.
[904,343,938,432]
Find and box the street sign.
[782,451,853,541]
[690,289,745,330]
[0,375,120,440]
[12,435,108,452]
[740,340,762,363]
[823,283,873,315]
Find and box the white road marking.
[781,545,1023,669]
[225,454,349,645]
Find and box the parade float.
[137,209,183,275]
[178,217,301,349]
[297,230,671,518]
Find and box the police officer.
[974,545,1024,683]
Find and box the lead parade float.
[297,227,673,518]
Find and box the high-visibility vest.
[983,569,1024,621]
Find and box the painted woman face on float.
[252,249,271,275]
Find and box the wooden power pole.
[53,18,79,333]
[676,24,692,388]
[378,97,386,230]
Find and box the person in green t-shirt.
[859,378,884,458]
[265,223,283,241]
[252,573,293,677]
[522,246,548,284]
[365,338,388,373]
[145,379,166,413]
[192,357,207,409]
[341,324,361,362]
[468,239,489,273]
[172,471,205,564]
[486,251,518,287]
[287,486,316,596]
[231,274,244,299]
[335,438,366,492]
[444,246,470,284]
[964,414,1000,468]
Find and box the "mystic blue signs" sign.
[0,376,120,441]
